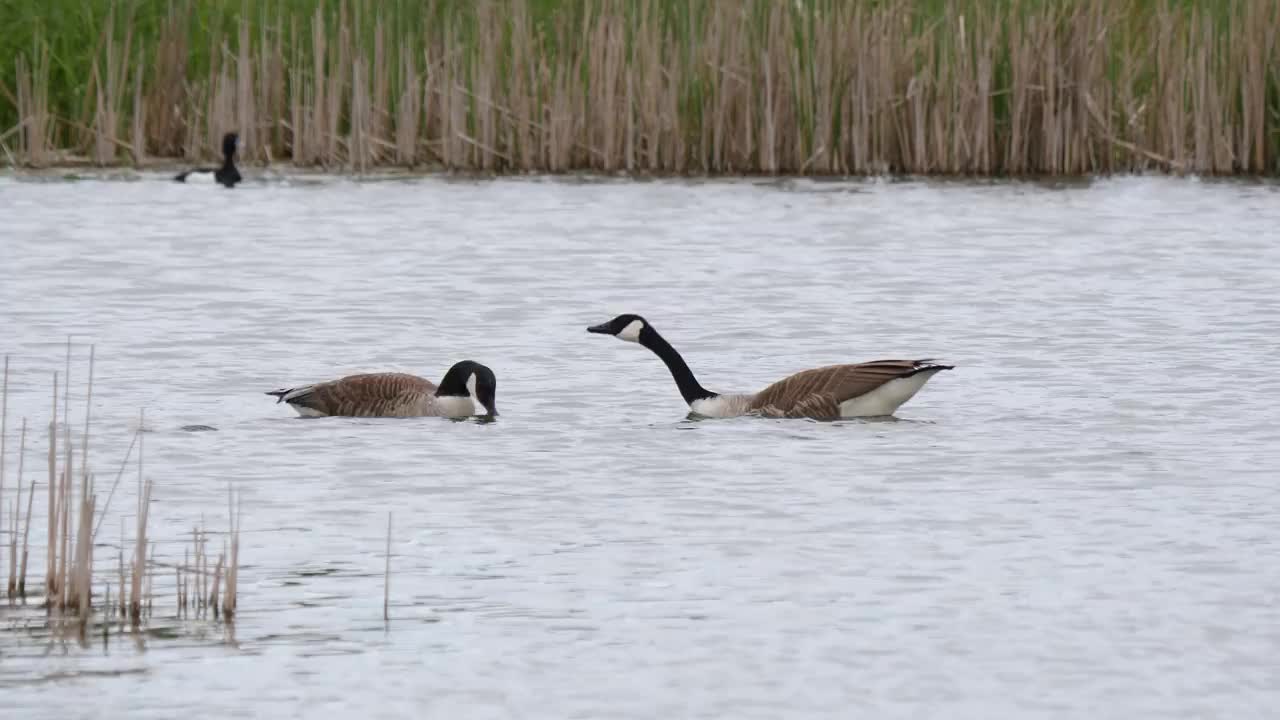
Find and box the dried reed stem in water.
[82,346,94,482]
[91,428,138,542]
[45,372,56,600]
[130,476,151,621]
[62,338,70,434]
[5,498,12,601]
[383,511,391,622]
[71,475,95,618]
[19,475,35,598]
[57,341,71,608]
[147,542,155,617]
[210,551,223,618]
[224,484,240,620]
[58,463,70,609]
[6,418,24,598]
[69,346,96,616]
[117,535,126,618]
[1,356,7,590]
[194,521,204,613]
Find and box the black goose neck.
[435,363,472,397]
[638,326,715,405]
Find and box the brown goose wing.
[749,360,936,419]
[276,372,436,417]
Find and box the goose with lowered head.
[587,314,951,419]
[266,360,497,418]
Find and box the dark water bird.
[175,132,242,188]
[266,361,497,418]
[587,314,951,419]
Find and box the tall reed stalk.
[383,511,391,622]
[2,0,1278,175]
[224,485,240,620]
[6,419,24,598]
[1,356,8,586]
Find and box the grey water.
[1,173,1279,719]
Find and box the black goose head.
[436,360,498,417]
[587,313,650,344]
[222,132,239,160]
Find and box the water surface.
[1,173,1279,719]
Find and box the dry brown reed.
[13,45,52,167]
[45,372,57,598]
[6,419,24,599]
[190,523,205,616]
[90,428,139,542]
[129,476,151,622]
[210,550,223,618]
[224,485,240,620]
[88,6,135,166]
[175,497,240,622]
[1,348,240,638]
[1,356,7,586]
[5,0,1279,175]
[177,551,186,616]
[18,455,35,598]
[383,511,391,622]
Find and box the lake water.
[1,172,1279,718]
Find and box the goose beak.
[587,323,611,335]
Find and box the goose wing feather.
[750,360,944,419]
[276,372,437,417]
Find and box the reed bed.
[1,0,1277,175]
[1,349,241,640]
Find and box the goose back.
[272,372,440,417]
[749,360,951,418]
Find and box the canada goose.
[175,132,242,188]
[266,360,497,418]
[587,314,951,419]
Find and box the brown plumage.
[271,373,438,417]
[267,360,498,418]
[749,360,949,418]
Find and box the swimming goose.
[266,360,497,418]
[175,132,242,188]
[587,314,951,419]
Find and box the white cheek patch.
[466,374,478,398]
[617,319,645,343]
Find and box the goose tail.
[265,385,313,404]
[906,359,955,376]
